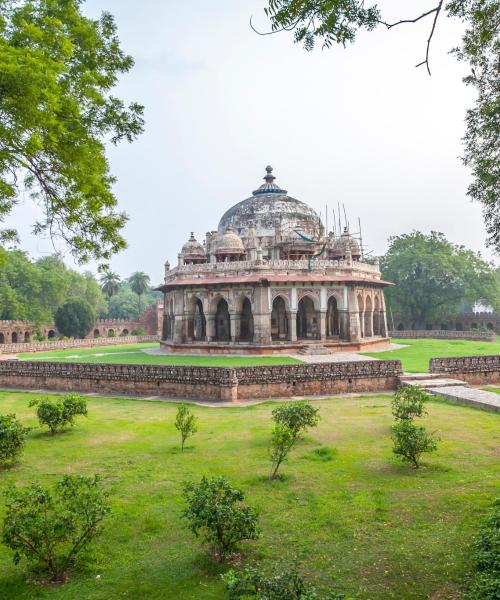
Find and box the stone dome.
[332,227,361,259]
[181,233,205,259]
[218,166,322,239]
[215,226,245,255]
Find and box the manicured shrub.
[468,499,500,599]
[30,394,88,435]
[391,386,430,421]
[107,329,116,338]
[272,401,320,440]
[174,403,197,450]
[131,326,145,335]
[54,299,95,338]
[182,476,259,561]
[222,564,345,599]
[2,474,110,582]
[391,420,438,468]
[269,424,295,481]
[0,414,30,466]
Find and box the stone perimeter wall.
[0,336,160,355]
[429,355,500,385]
[0,359,402,401]
[390,330,496,342]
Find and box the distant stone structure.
[0,301,163,345]
[392,312,500,334]
[159,166,391,354]
[390,329,496,342]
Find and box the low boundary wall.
[0,359,402,401]
[429,355,500,385]
[390,330,496,342]
[0,336,160,355]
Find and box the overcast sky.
[9,0,497,283]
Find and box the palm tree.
[100,271,121,300]
[128,271,151,312]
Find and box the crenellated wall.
[0,336,159,355]
[0,359,402,401]
[429,355,500,385]
[390,330,496,342]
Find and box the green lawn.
[484,386,500,394]
[0,391,498,599]
[363,337,500,373]
[17,343,302,367]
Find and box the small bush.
[269,424,295,481]
[222,564,345,599]
[182,476,259,561]
[307,446,337,462]
[2,474,110,582]
[107,330,116,338]
[272,401,320,440]
[30,394,88,435]
[391,420,438,468]
[468,499,500,599]
[0,414,30,467]
[174,403,197,450]
[131,327,145,336]
[391,386,430,421]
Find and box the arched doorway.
[215,299,230,342]
[94,329,100,338]
[11,332,18,343]
[357,294,364,337]
[122,329,129,336]
[271,297,288,341]
[373,297,381,335]
[364,296,373,337]
[326,296,339,337]
[188,297,206,341]
[239,298,254,342]
[24,332,30,342]
[0,333,4,344]
[48,330,56,339]
[297,296,319,340]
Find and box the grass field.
[363,337,500,373]
[484,386,500,394]
[0,391,498,599]
[17,344,302,367]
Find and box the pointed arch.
[271,296,288,341]
[326,296,339,337]
[214,298,230,342]
[297,296,319,340]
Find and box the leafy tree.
[269,424,296,481]
[108,287,142,320]
[182,476,260,562]
[392,387,430,421]
[55,299,95,338]
[272,401,320,441]
[391,420,439,469]
[30,394,87,435]
[381,232,500,327]
[100,271,121,300]
[174,403,198,451]
[223,564,345,599]
[0,0,144,264]
[128,272,151,312]
[131,326,146,335]
[260,1,500,252]
[2,474,110,582]
[468,498,500,599]
[0,414,30,466]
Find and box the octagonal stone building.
[158,166,390,354]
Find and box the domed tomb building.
[159,166,390,353]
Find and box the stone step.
[426,386,500,412]
[400,373,447,381]
[399,377,468,388]
[297,344,332,355]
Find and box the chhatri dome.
[159,164,390,353]
[218,166,322,239]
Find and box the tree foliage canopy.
[54,298,95,338]
[0,0,144,263]
[381,231,500,327]
[261,0,500,252]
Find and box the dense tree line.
[0,247,159,327]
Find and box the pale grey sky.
[9,0,497,283]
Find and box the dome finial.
[264,165,275,183]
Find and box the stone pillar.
[206,315,215,341]
[288,311,297,342]
[252,286,272,345]
[346,287,362,342]
[319,311,327,340]
[230,312,240,342]
[172,316,185,343]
